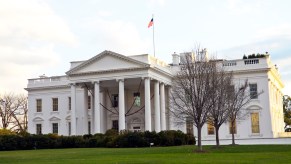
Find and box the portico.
[69,76,170,135]
[65,51,172,135]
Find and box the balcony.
[27,76,69,88]
[222,56,269,70]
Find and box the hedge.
[0,130,195,151]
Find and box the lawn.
[0,145,291,163]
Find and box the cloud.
[84,18,151,55]
[0,1,77,45]
[0,0,77,94]
[255,24,291,41]
[218,27,291,96]
[226,0,267,15]
[97,11,112,17]
[147,0,166,7]
[219,35,291,59]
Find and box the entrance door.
[112,120,119,131]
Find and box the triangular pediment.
[49,116,61,121]
[66,50,149,75]
[33,117,44,122]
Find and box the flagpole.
[152,14,156,57]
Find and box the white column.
[101,91,107,133]
[154,80,161,132]
[160,83,166,131]
[168,86,173,130]
[118,79,126,131]
[70,83,77,135]
[144,77,151,131]
[83,86,88,134]
[90,89,94,133]
[94,81,101,133]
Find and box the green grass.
[0,145,291,163]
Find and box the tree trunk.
[231,122,235,145]
[215,126,220,147]
[197,126,202,151]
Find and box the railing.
[244,59,259,65]
[223,58,263,68]
[223,61,237,67]
[28,76,67,84]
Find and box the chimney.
[172,52,180,65]
[180,52,195,63]
[202,48,209,61]
[198,48,209,61]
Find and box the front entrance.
[128,117,144,132]
[112,120,119,131]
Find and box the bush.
[144,131,159,146]
[187,134,196,145]
[0,129,16,135]
[59,136,85,148]
[244,53,266,59]
[115,131,147,148]
[0,130,195,150]
[94,133,106,147]
[103,129,119,148]
[0,135,19,150]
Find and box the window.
[186,118,194,135]
[227,85,235,98]
[88,96,91,109]
[52,98,58,111]
[251,113,260,133]
[184,89,191,103]
[36,124,42,135]
[133,92,141,107]
[68,97,71,110]
[88,121,91,134]
[229,120,237,134]
[36,99,42,112]
[249,84,258,99]
[52,123,58,134]
[112,94,118,107]
[207,121,215,135]
[133,126,141,132]
[68,122,71,136]
[112,120,119,131]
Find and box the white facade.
[26,50,286,142]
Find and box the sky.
[0,0,291,96]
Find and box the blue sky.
[0,0,291,95]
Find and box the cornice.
[151,67,173,78]
[66,50,150,75]
[25,85,70,91]
[68,66,150,76]
[229,68,269,75]
[269,67,284,88]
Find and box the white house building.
[26,50,288,143]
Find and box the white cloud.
[148,0,166,7]
[84,18,151,55]
[282,79,291,96]
[255,24,291,41]
[226,0,266,15]
[97,11,112,17]
[0,0,77,94]
[0,1,77,45]
[218,23,291,96]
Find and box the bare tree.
[0,93,28,132]
[170,47,217,151]
[208,67,233,147]
[227,81,263,145]
[11,95,28,133]
[283,95,291,129]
